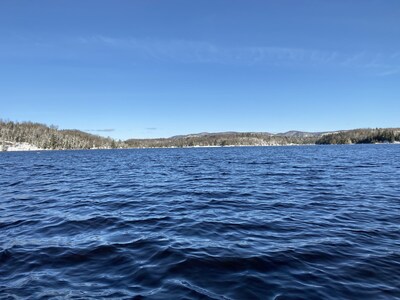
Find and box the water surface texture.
[1,145,400,299]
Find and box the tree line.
[316,128,400,145]
[1,119,399,150]
[0,120,123,150]
[125,132,317,148]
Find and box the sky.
[0,0,399,139]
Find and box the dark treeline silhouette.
[125,133,317,148]
[1,119,399,150]
[0,120,122,150]
[126,129,400,147]
[316,128,400,144]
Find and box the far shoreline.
[2,142,400,153]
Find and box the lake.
[1,145,399,299]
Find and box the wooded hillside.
[0,120,122,150]
[125,132,317,148]
[316,128,400,144]
[1,119,399,150]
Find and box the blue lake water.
[1,145,400,299]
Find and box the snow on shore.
[1,141,43,152]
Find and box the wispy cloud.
[77,35,338,66]
[8,35,399,76]
[85,129,115,132]
[145,127,157,130]
[376,69,400,77]
[74,35,400,76]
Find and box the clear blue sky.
[1,0,399,139]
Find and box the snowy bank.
[1,141,43,152]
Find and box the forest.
[0,120,123,150]
[315,128,400,144]
[1,120,399,151]
[125,132,317,148]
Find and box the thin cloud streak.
[4,35,398,76]
[77,35,338,66]
[85,129,115,132]
[76,35,400,75]
[376,69,400,77]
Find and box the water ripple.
[1,145,400,299]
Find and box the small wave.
[1,145,399,299]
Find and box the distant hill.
[1,119,399,151]
[316,128,400,144]
[125,131,316,148]
[122,128,400,148]
[277,131,331,137]
[171,131,272,139]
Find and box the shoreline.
[1,142,399,152]
[1,143,314,152]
